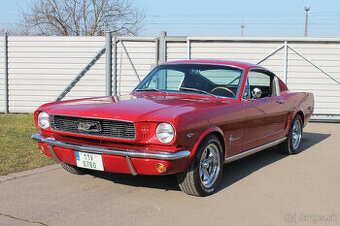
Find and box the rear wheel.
[61,162,87,175]
[176,135,223,196]
[279,115,303,154]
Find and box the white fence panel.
[166,42,187,61]
[116,40,157,95]
[286,43,340,115]
[7,36,105,113]
[0,37,4,112]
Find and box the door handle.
[276,99,286,104]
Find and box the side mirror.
[251,88,262,99]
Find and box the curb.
[0,164,60,183]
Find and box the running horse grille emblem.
[77,121,101,132]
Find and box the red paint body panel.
[243,96,287,150]
[33,60,314,176]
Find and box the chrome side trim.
[31,134,190,161]
[224,137,287,163]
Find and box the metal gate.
[166,36,340,120]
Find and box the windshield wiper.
[179,87,217,99]
[135,88,167,94]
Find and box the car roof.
[164,59,266,70]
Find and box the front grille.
[50,115,136,140]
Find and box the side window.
[248,71,274,98]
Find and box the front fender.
[183,126,226,170]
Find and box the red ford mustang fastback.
[32,60,314,196]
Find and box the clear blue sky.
[0,0,339,37]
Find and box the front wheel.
[279,115,303,154]
[176,135,223,196]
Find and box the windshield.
[134,64,243,99]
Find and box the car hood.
[42,93,232,122]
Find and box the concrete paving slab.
[0,165,59,183]
[0,122,339,226]
[0,213,44,226]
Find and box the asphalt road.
[0,122,339,226]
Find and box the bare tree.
[22,0,144,36]
[0,24,27,35]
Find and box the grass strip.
[0,114,53,175]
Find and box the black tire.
[176,134,224,196]
[279,115,303,155]
[61,162,87,175]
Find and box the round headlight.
[38,112,50,129]
[156,122,175,144]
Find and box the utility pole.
[241,24,245,36]
[304,7,311,36]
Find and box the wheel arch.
[296,110,305,125]
[285,108,305,135]
[189,126,226,160]
[292,108,305,127]
[176,127,226,196]
[210,131,226,156]
[280,109,304,155]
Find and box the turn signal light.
[39,146,45,154]
[155,163,166,173]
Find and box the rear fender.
[285,107,304,135]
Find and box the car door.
[242,69,287,151]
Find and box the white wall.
[0,37,4,112]
[1,35,339,116]
[116,40,157,95]
[286,43,340,115]
[7,36,106,113]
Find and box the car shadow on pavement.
[217,132,330,193]
[91,171,179,191]
[88,132,330,193]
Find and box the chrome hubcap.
[292,119,302,149]
[199,143,220,188]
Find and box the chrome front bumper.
[31,134,191,175]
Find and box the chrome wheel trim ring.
[292,119,302,149]
[199,143,221,189]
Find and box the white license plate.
[75,151,104,171]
